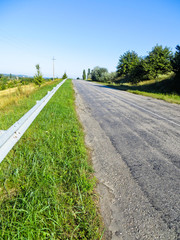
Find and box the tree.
[82,69,86,80]
[34,64,43,86]
[145,45,173,79]
[91,67,108,82]
[172,45,180,73]
[128,58,148,84]
[117,51,140,78]
[100,71,117,83]
[171,45,180,92]
[87,68,91,79]
[62,72,67,79]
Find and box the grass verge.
[0,79,61,130]
[0,80,61,110]
[0,79,103,239]
[128,90,180,104]
[87,75,180,104]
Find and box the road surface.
[73,80,180,240]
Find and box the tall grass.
[128,90,180,104]
[106,75,180,104]
[0,80,60,110]
[0,85,35,110]
[0,80,102,239]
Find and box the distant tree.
[62,72,67,79]
[82,69,86,80]
[87,68,91,79]
[144,45,173,79]
[10,73,12,79]
[99,71,117,83]
[117,51,140,78]
[91,67,108,82]
[34,64,44,86]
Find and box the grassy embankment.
[0,79,103,239]
[108,73,180,104]
[89,73,180,104]
[0,80,59,110]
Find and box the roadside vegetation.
[84,44,180,103]
[0,74,53,91]
[0,74,34,90]
[0,79,61,110]
[0,79,103,239]
[33,64,44,87]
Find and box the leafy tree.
[34,64,44,87]
[91,67,108,82]
[144,45,173,79]
[82,70,86,80]
[128,59,148,84]
[99,71,117,83]
[117,51,140,78]
[62,72,67,79]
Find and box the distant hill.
[0,73,32,78]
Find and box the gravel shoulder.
[73,80,179,240]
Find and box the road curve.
[73,80,180,240]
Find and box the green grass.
[128,90,180,104]
[88,74,180,104]
[110,76,180,104]
[0,79,61,129]
[0,80,103,239]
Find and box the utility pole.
[52,57,56,81]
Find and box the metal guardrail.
[0,79,66,163]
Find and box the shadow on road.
[92,76,180,95]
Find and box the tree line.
[82,44,180,91]
[0,74,34,90]
[0,65,68,90]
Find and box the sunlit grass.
[0,80,103,239]
[128,90,180,104]
[0,80,60,110]
[91,73,180,104]
[0,84,35,110]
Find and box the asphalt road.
[73,80,180,240]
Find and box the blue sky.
[0,0,180,78]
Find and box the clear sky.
[0,0,180,78]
